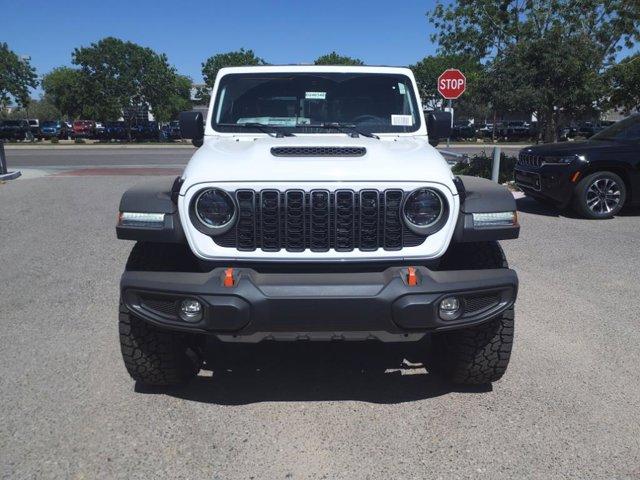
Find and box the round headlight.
[193,188,236,233]
[403,188,446,234]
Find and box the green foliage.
[314,52,364,66]
[201,48,266,87]
[2,96,62,121]
[73,37,184,129]
[74,137,86,144]
[428,0,640,141]
[0,42,38,108]
[606,54,640,114]
[451,154,517,183]
[410,54,487,117]
[152,74,193,122]
[51,136,59,144]
[41,67,85,119]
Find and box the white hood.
[181,134,455,189]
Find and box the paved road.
[1,173,639,479]
[4,144,525,170]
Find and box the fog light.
[439,296,462,321]
[179,299,202,322]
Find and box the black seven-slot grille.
[213,189,428,252]
[271,146,366,157]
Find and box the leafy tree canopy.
[201,48,266,87]
[2,96,61,121]
[410,54,486,118]
[0,42,38,108]
[314,52,364,65]
[72,37,183,130]
[152,74,193,122]
[41,67,85,119]
[428,0,640,140]
[606,54,640,114]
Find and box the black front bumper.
[515,164,580,205]
[121,266,518,340]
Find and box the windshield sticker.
[391,115,413,126]
[305,91,326,100]
[398,83,406,94]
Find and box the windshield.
[212,72,421,134]
[591,115,640,141]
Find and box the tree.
[73,37,185,138]
[0,42,38,108]
[41,67,85,119]
[428,0,640,141]
[606,54,640,114]
[201,49,266,88]
[4,96,61,121]
[152,74,193,122]
[410,54,487,119]
[314,52,364,65]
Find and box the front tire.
[431,242,515,384]
[572,171,626,219]
[119,242,203,386]
[119,301,202,386]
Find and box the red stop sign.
[438,69,466,99]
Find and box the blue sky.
[3,0,440,93]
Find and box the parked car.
[476,123,494,138]
[39,120,71,140]
[161,120,182,141]
[451,122,476,140]
[115,65,520,388]
[515,114,640,218]
[72,120,96,138]
[27,119,40,138]
[103,121,128,141]
[497,121,530,140]
[95,122,106,138]
[0,119,31,140]
[130,121,160,141]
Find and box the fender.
[453,175,520,242]
[116,176,186,243]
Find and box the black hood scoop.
[271,146,366,157]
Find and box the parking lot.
[1,147,640,479]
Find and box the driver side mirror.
[179,111,204,147]
[427,111,452,147]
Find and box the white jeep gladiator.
[116,65,519,386]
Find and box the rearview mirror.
[427,111,452,147]
[179,111,204,147]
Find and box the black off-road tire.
[572,171,626,219]
[119,242,203,386]
[119,301,202,386]
[431,241,515,385]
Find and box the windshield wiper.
[311,122,380,139]
[224,122,295,137]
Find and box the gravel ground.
[1,175,639,479]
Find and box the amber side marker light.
[406,267,419,286]
[571,171,582,183]
[223,268,235,287]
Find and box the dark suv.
[0,120,31,140]
[515,114,640,218]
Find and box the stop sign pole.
[437,69,466,147]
